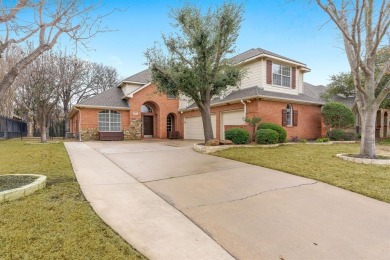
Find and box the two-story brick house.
[68,48,327,141]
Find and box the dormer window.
[272,63,291,87]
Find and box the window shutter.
[266,60,272,84]
[292,67,296,89]
[293,110,298,126]
[282,109,287,126]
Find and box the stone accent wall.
[124,119,142,140]
[80,128,99,141]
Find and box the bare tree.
[316,0,390,158]
[81,62,119,98]
[0,0,108,100]
[16,52,60,143]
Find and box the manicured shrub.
[322,102,355,129]
[299,139,307,143]
[328,129,346,141]
[344,132,357,141]
[224,128,250,144]
[257,123,287,143]
[255,129,279,144]
[328,129,357,141]
[316,137,330,143]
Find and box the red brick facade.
[69,84,179,140]
[69,84,326,141]
[180,98,325,140]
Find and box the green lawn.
[215,143,390,203]
[0,140,146,259]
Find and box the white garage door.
[184,115,216,140]
[221,110,245,140]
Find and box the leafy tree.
[320,72,355,101]
[145,2,244,142]
[320,47,390,109]
[322,102,355,130]
[316,0,390,158]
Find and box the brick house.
[68,48,327,141]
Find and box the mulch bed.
[0,175,38,192]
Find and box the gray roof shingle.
[122,69,151,84]
[185,86,324,109]
[230,48,307,66]
[78,87,129,108]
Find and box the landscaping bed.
[215,143,390,203]
[0,175,38,192]
[0,140,145,259]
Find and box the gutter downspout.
[74,107,82,141]
[240,99,247,116]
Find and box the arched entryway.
[141,102,158,138]
[384,112,388,138]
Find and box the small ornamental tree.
[244,116,261,141]
[322,102,355,130]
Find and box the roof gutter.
[179,95,324,112]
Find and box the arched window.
[141,105,153,113]
[286,104,293,126]
[98,110,121,132]
[167,114,174,132]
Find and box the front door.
[143,116,153,138]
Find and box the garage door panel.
[184,115,216,140]
[221,110,245,140]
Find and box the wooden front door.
[143,116,153,137]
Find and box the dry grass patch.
[215,143,390,203]
[0,140,145,259]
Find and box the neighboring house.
[68,48,328,141]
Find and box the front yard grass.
[0,140,145,259]
[215,143,390,203]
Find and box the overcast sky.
[75,0,351,86]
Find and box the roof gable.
[122,69,151,84]
[78,87,129,108]
[230,48,307,67]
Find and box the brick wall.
[181,98,325,140]
[130,84,180,139]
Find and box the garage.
[184,115,216,140]
[220,110,245,140]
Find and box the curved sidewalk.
[65,142,233,260]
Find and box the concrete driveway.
[66,140,390,260]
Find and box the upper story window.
[98,110,121,132]
[272,63,291,88]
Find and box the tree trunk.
[40,116,47,143]
[64,107,70,135]
[199,104,214,142]
[359,108,377,158]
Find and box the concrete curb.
[336,154,390,165]
[0,174,47,203]
[194,141,358,154]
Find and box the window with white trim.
[272,63,291,87]
[286,104,293,126]
[98,110,121,132]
